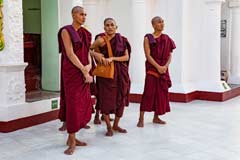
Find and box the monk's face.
[104,20,117,36]
[153,18,164,31]
[73,9,87,25]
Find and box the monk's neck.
[105,33,116,40]
[72,22,82,31]
[153,31,162,37]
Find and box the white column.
[167,0,187,93]
[83,0,100,36]
[0,0,27,107]
[72,0,83,6]
[197,0,229,92]
[129,0,147,94]
[59,0,83,27]
[228,0,240,84]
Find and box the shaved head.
[103,17,117,36]
[71,6,84,15]
[71,6,86,25]
[104,17,116,25]
[151,16,163,25]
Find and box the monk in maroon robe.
[58,6,93,155]
[90,18,131,136]
[137,16,176,128]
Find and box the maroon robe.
[95,33,131,117]
[58,25,92,133]
[140,34,176,115]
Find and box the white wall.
[0,0,27,107]
[0,0,231,122]
[59,0,83,27]
[0,0,76,121]
[0,0,24,64]
[168,0,226,92]
[228,1,240,84]
[145,0,185,93]
[81,0,227,93]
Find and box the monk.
[90,18,131,136]
[58,6,93,155]
[137,16,176,128]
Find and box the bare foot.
[137,120,144,128]
[84,125,90,129]
[64,140,76,155]
[75,139,87,146]
[59,122,67,131]
[112,126,127,133]
[67,139,87,146]
[153,118,166,124]
[94,117,101,125]
[105,127,113,137]
[64,146,75,155]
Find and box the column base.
[0,63,28,106]
[0,97,60,122]
[228,75,240,84]
[129,80,233,103]
[196,80,231,92]
[0,97,60,133]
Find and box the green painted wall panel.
[41,0,60,91]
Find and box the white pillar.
[59,0,83,27]
[228,0,240,84]
[0,0,27,107]
[197,0,228,92]
[83,0,100,37]
[72,0,83,6]
[129,0,147,94]
[167,0,187,93]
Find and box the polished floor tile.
[1,96,240,160]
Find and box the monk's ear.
[116,25,118,29]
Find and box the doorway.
[23,0,60,101]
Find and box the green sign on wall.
[51,99,58,110]
[0,0,5,51]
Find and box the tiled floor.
[1,97,240,160]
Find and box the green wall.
[23,0,41,34]
[41,0,60,91]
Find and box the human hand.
[101,57,109,66]
[157,66,167,74]
[84,73,93,83]
[94,52,104,64]
[104,57,114,65]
